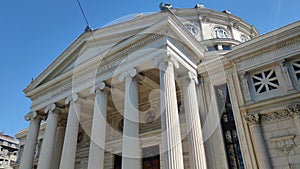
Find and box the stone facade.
[15,4,300,169]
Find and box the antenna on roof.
[76,0,93,31]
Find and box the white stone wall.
[261,119,300,168]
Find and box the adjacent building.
[15,4,300,169]
[0,133,19,169]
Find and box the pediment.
[24,11,206,98]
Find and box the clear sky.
[0,0,299,137]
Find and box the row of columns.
[19,58,208,169]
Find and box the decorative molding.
[287,103,300,117]
[260,110,293,123]
[245,112,260,125]
[270,135,296,154]
[245,103,300,124]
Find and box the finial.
[159,2,172,11]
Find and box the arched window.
[240,35,250,42]
[213,27,230,38]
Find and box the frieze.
[260,110,293,123]
[235,36,300,64]
[245,112,260,124]
[245,103,300,124]
[287,103,300,117]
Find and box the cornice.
[240,92,300,112]
[234,36,300,64]
[225,21,300,62]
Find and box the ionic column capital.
[152,55,179,69]
[178,71,198,85]
[45,104,63,115]
[245,112,261,125]
[90,82,109,95]
[65,94,85,105]
[119,68,138,82]
[24,111,46,121]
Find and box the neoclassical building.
[15,4,300,169]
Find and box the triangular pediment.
[24,11,206,98]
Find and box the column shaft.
[160,61,184,169]
[88,87,108,169]
[38,105,60,169]
[59,98,81,169]
[51,124,66,169]
[181,73,207,169]
[20,112,42,169]
[121,71,140,169]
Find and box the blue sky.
[0,0,299,137]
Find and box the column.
[59,94,83,169]
[51,120,66,169]
[245,113,272,169]
[159,59,184,169]
[20,112,45,169]
[119,69,140,169]
[87,82,108,169]
[37,104,61,169]
[179,72,207,169]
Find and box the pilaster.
[245,113,272,169]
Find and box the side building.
[0,133,19,169]
[15,4,300,169]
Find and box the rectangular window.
[215,84,245,169]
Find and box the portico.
[18,13,208,169]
